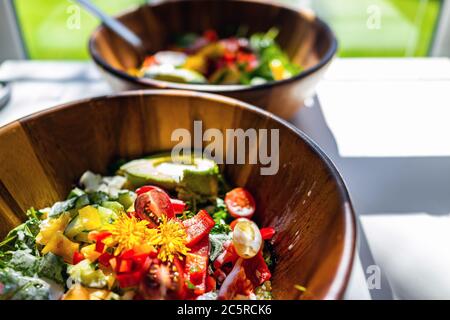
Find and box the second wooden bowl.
[89,0,337,119]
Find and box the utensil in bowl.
[88,0,337,120]
[0,90,355,299]
[0,81,11,110]
[75,0,145,59]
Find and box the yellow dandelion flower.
[148,215,190,262]
[101,213,190,262]
[102,213,156,256]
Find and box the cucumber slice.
[75,194,90,209]
[117,191,136,210]
[67,187,85,199]
[65,215,84,240]
[98,206,118,224]
[101,201,124,216]
[143,65,207,84]
[74,231,91,243]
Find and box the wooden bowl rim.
[0,90,355,299]
[88,0,338,93]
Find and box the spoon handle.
[75,0,144,50]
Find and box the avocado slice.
[143,65,207,84]
[119,154,219,198]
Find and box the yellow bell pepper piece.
[62,283,117,300]
[79,205,102,230]
[269,59,285,81]
[41,231,79,263]
[62,284,91,300]
[183,43,225,74]
[88,289,114,300]
[81,244,101,262]
[183,55,207,74]
[36,213,71,245]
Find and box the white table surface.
[2,58,449,299]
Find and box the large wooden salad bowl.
[89,0,337,119]
[0,91,355,299]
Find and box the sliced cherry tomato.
[232,219,262,259]
[135,187,175,227]
[242,251,271,287]
[260,227,276,240]
[182,210,215,247]
[135,185,157,195]
[230,217,250,230]
[217,258,253,300]
[236,52,258,71]
[142,55,157,68]
[136,185,185,214]
[72,251,85,265]
[225,187,256,219]
[140,258,186,299]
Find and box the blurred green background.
[14,0,442,59]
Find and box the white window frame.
[0,0,26,61]
[432,0,450,56]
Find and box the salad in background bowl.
[89,0,337,119]
[130,28,302,86]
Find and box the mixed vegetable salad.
[131,28,302,85]
[0,154,275,300]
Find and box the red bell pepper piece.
[120,249,136,260]
[98,252,113,267]
[90,231,111,242]
[242,251,271,286]
[90,231,111,253]
[205,276,216,293]
[72,251,84,265]
[118,259,133,273]
[260,227,276,240]
[213,268,227,285]
[142,55,157,68]
[170,199,186,214]
[185,237,209,296]
[117,271,142,288]
[182,210,215,247]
